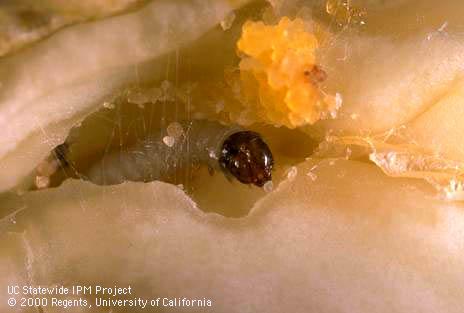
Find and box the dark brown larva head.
[219,131,273,187]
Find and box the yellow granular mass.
[235,17,337,128]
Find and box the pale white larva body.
[84,120,242,185]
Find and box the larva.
[79,119,273,187]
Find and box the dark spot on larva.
[304,65,327,84]
[52,143,70,168]
[219,131,273,187]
